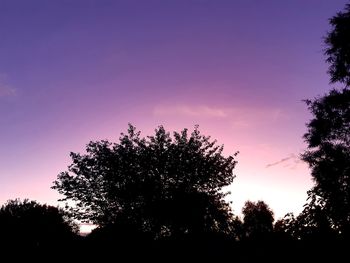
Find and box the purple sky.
[0,0,348,220]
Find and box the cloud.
[153,105,229,118]
[0,74,16,97]
[229,107,288,129]
[153,104,289,128]
[266,153,300,168]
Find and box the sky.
[0,0,348,224]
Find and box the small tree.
[241,200,274,240]
[0,199,78,249]
[53,124,238,239]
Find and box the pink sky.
[0,0,348,221]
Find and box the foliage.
[0,199,78,248]
[274,213,295,239]
[241,200,274,239]
[275,197,336,241]
[325,4,350,85]
[302,89,350,235]
[230,216,244,241]
[53,124,238,239]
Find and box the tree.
[302,89,350,236]
[325,3,350,85]
[241,200,274,240]
[53,124,238,240]
[0,199,78,250]
[300,2,350,237]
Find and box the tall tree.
[300,2,350,238]
[53,124,238,239]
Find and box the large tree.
[53,125,238,239]
[300,2,350,237]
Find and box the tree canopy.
[0,199,78,249]
[241,200,274,240]
[325,3,350,85]
[53,124,238,239]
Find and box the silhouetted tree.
[241,200,274,240]
[302,89,350,236]
[53,124,238,241]
[325,3,350,85]
[297,1,350,241]
[0,199,78,250]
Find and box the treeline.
[1,1,350,261]
[0,197,347,261]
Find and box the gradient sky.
[0,0,348,221]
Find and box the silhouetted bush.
[0,199,78,255]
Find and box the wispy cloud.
[153,105,229,118]
[266,153,301,168]
[0,74,16,97]
[229,107,288,129]
[153,104,288,122]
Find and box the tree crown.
[53,124,238,238]
[325,4,350,86]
